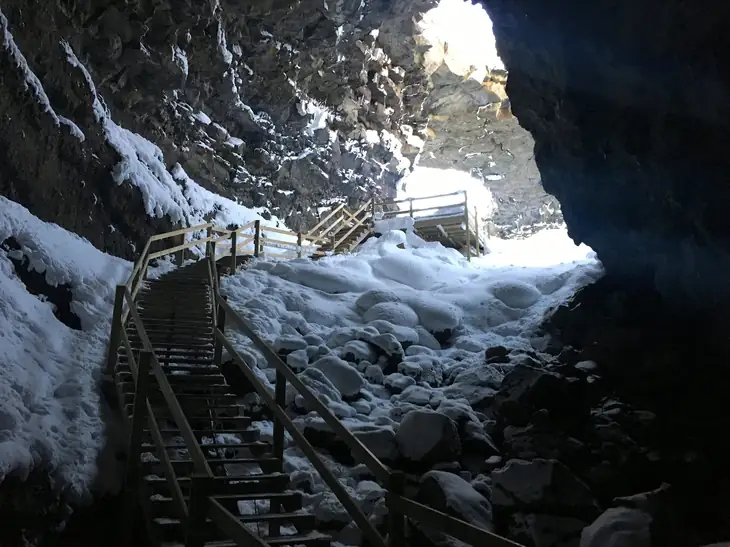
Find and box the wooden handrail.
[380,190,466,206]
[215,295,390,483]
[306,203,346,236]
[215,329,387,547]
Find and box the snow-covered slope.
[0,184,283,499]
[220,226,602,535]
[0,197,129,497]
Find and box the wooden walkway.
[106,222,520,547]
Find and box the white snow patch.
[0,197,130,498]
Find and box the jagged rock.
[417,470,494,531]
[491,459,601,520]
[493,365,587,427]
[579,507,651,547]
[486,345,510,363]
[395,409,461,465]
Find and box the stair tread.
[144,473,286,485]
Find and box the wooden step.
[144,427,258,442]
[153,515,323,544]
[141,457,280,474]
[161,532,332,547]
[144,473,289,496]
[150,491,303,517]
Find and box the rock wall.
[484,0,730,311]
[1,0,557,257]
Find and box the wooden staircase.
[112,260,331,547]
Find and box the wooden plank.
[149,222,212,242]
[260,237,298,247]
[382,190,465,206]
[387,494,524,547]
[261,226,297,237]
[147,235,216,260]
[306,203,346,235]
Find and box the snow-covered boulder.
[368,320,419,345]
[363,301,419,327]
[340,340,378,364]
[274,335,308,353]
[437,399,499,458]
[395,409,461,465]
[364,364,385,384]
[491,459,600,520]
[383,372,416,394]
[416,470,494,531]
[580,507,652,547]
[311,355,365,398]
[286,348,309,371]
[295,368,343,407]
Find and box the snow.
[0,197,130,498]
[193,111,212,125]
[220,224,601,533]
[297,99,334,136]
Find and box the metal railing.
[108,222,521,547]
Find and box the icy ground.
[221,226,602,536]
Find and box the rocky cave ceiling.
[7,0,722,314]
[0,0,558,261]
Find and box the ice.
[0,197,130,498]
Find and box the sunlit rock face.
[484,0,730,311]
[377,0,563,236]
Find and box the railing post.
[270,368,287,537]
[464,191,471,262]
[409,198,414,218]
[213,297,226,367]
[370,198,376,229]
[185,475,212,547]
[474,206,480,257]
[175,233,185,266]
[388,471,406,547]
[120,350,151,547]
[297,232,303,259]
[105,285,126,376]
[230,230,237,271]
[254,220,261,257]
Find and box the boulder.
[395,409,461,465]
[417,470,494,531]
[580,507,651,547]
[491,459,601,520]
[311,355,365,398]
[493,365,587,427]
